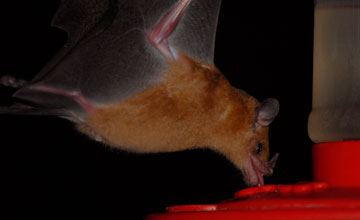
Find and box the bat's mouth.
[243,153,279,187]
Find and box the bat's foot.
[0,75,27,88]
[147,0,191,60]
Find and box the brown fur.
[78,53,269,170]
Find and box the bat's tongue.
[254,165,265,186]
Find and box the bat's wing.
[8,0,222,120]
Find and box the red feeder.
[145,142,360,220]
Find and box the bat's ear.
[255,98,279,127]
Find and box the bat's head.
[237,98,280,187]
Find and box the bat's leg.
[147,0,191,60]
[30,85,94,113]
[0,75,27,88]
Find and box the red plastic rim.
[146,184,360,220]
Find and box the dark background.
[1,0,314,219]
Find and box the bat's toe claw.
[0,75,27,88]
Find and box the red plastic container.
[145,141,360,220]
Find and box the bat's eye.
[255,143,263,154]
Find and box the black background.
[1,0,314,219]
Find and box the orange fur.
[78,53,269,170]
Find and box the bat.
[1,0,279,187]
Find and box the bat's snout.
[244,153,279,187]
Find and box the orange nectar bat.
[1,0,279,186]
